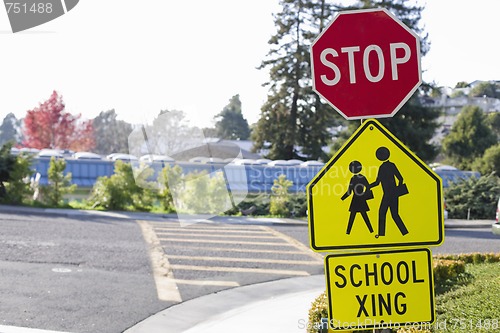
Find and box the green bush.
[3,153,33,204]
[306,292,328,333]
[396,327,432,333]
[88,161,154,211]
[434,252,500,264]
[225,193,270,216]
[287,193,307,217]
[40,157,76,206]
[444,174,500,219]
[157,164,183,212]
[306,256,486,333]
[173,170,232,214]
[435,263,500,333]
[0,142,17,199]
[472,144,500,176]
[270,174,293,217]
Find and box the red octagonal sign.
[311,8,422,119]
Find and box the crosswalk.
[137,220,323,302]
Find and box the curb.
[444,219,495,229]
[0,205,307,225]
[0,204,172,221]
[124,275,325,333]
[1,205,493,228]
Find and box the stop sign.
[311,8,421,119]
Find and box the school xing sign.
[324,248,435,331]
[307,119,444,251]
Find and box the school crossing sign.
[307,119,444,251]
[324,248,435,331]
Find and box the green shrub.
[173,170,231,214]
[3,153,33,204]
[307,257,483,333]
[287,193,307,217]
[270,174,293,217]
[0,142,17,199]
[435,263,500,333]
[434,252,500,264]
[88,161,154,211]
[223,192,306,217]
[40,157,76,206]
[157,164,183,212]
[225,193,270,216]
[472,144,500,176]
[396,327,432,333]
[444,174,500,219]
[306,291,328,333]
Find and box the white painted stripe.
[170,264,310,276]
[173,279,240,287]
[0,325,69,333]
[167,254,321,266]
[158,237,293,246]
[150,223,262,231]
[155,232,277,239]
[174,245,309,255]
[137,220,182,302]
[154,227,268,234]
[260,226,324,262]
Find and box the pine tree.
[330,1,440,162]
[252,0,344,161]
[93,109,133,155]
[443,106,497,169]
[214,95,250,140]
[0,113,21,146]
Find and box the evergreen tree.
[472,144,500,177]
[486,112,500,141]
[41,157,76,206]
[330,1,440,162]
[252,0,343,161]
[0,143,16,198]
[442,106,497,170]
[0,113,21,146]
[469,81,500,98]
[214,95,250,140]
[253,0,435,161]
[378,93,440,162]
[341,0,430,55]
[93,109,133,155]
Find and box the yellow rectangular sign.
[324,248,434,331]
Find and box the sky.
[1,0,500,129]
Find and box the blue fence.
[32,158,479,193]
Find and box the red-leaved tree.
[23,91,95,151]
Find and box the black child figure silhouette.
[341,160,374,235]
[370,146,409,237]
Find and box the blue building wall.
[32,158,479,193]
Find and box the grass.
[308,259,500,333]
[432,263,500,333]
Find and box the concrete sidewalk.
[0,204,307,225]
[125,275,325,333]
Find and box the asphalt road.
[0,212,166,333]
[0,211,498,333]
[431,227,500,255]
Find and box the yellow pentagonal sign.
[307,119,444,251]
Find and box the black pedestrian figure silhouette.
[341,160,374,235]
[370,147,409,237]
